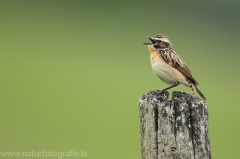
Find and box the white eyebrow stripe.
[153,37,170,43]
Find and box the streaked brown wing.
[160,50,198,85]
[174,64,198,85]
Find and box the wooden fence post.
[139,91,211,159]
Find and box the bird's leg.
[161,83,179,92]
[155,83,178,101]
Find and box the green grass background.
[0,1,239,159]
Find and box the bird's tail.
[194,85,206,101]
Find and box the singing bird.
[144,34,206,100]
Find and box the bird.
[144,34,206,100]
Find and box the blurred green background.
[0,0,239,159]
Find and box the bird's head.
[144,34,172,49]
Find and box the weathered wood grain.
[139,91,211,159]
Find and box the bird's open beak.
[143,36,152,45]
